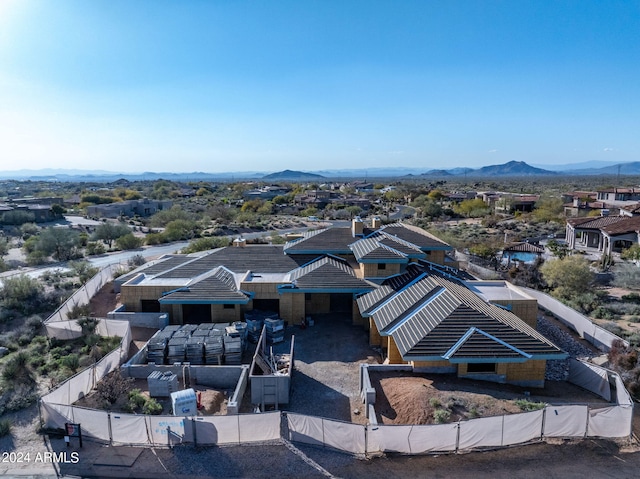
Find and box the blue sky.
[0,0,638,173]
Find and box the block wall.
[280,293,305,325]
[491,299,538,328]
[387,337,406,364]
[306,293,330,314]
[240,282,279,300]
[361,262,402,278]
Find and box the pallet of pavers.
[204,330,224,365]
[167,336,187,364]
[264,318,285,344]
[223,334,242,364]
[185,336,205,365]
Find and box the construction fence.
[521,287,628,350]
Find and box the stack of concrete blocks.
[147,370,179,398]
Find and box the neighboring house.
[86,198,172,218]
[243,185,291,200]
[566,215,640,255]
[0,201,61,223]
[501,242,545,265]
[596,188,640,203]
[494,195,540,214]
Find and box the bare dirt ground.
[371,371,609,425]
[74,377,230,416]
[89,281,121,318]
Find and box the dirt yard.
[74,377,231,416]
[370,371,609,425]
[89,281,121,317]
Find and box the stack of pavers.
[204,328,224,365]
[185,336,205,364]
[231,321,248,351]
[223,333,242,364]
[264,317,285,344]
[147,370,178,397]
[147,330,171,365]
[167,327,191,364]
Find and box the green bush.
[514,399,546,411]
[428,397,441,408]
[143,398,163,415]
[433,409,451,424]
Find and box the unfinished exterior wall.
[424,250,445,265]
[306,293,330,314]
[506,360,546,388]
[352,300,365,327]
[361,263,402,278]
[491,299,538,328]
[411,360,456,373]
[369,319,383,347]
[120,285,171,312]
[241,282,279,300]
[210,304,242,323]
[280,293,305,325]
[387,337,406,364]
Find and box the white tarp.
[148,416,187,446]
[193,415,240,445]
[238,412,281,443]
[367,425,413,453]
[41,403,74,430]
[408,423,458,453]
[615,375,633,406]
[588,406,633,438]
[322,419,366,454]
[71,407,110,442]
[543,405,588,438]
[110,413,150,445]
[502,410,543,445]
[95,349,121,380]
[67,368,95,403]
[568,360,610,401]
[458,415,504,449]
[288,413,324,447]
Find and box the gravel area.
[537,314,602,381]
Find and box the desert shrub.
[592,307,617,320]
[0,419,11,437]
[613,264,640,290]
[60,354,80,373]
[433,409,451,424]
[608,339,638,371]
[143,398,163,415]
[128,254,146,267]
[126,389,147,413]
[67,304,92,320]
[96,370,133,405]
[428,397,441,408]
[514,399,546,411]
[601,322,624,337]
[622,293,640,304]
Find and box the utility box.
[170,388,197,416]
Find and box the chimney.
[371,216,381,229]
[233,237,246,248]
[352,216,364,237]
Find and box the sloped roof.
[349,237,408,262]
[567,215,640,236]
[284,256,375,292]
[284,228,366,254]
[503,242,545,254]
[360,274,565,362]
[155,246,312,278]
[158,267,251,304]
[377,223,452,250]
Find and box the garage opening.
[252,299,280,313]
[330,293,352,314]
[182,304,212,324]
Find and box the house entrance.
[182,304,212,324]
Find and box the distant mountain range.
[1,160,640,182]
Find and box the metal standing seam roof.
[349,237,408,262]
[158,266,251,304]
[362,274,565,361]
[117,255,194,283]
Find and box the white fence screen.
[70,407,110,441]
[367,425,413,454]
[543,405,588,438]
[110,414,150,446]
[408,424,458,453]
[458,415,504,449]
[502,410,543,445]
[238,412,281,443]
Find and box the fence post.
[192,418,197,446]
[237,414,241,445]
[540,407,547,440]
[501,415,505,446]
[364,425,368,456]
[455,422,460,453]
[107,413,113,445]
